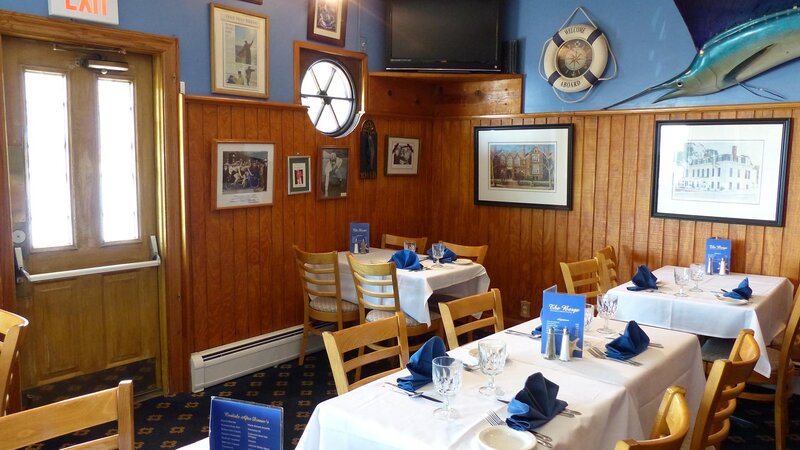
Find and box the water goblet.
[432,356,463,420]
[478,339,507,397]
[596,294,618,334]
[689,263,705,292]
[674,267,690,297]
[431,242,446,268]
[584,303,595,329]
[403,241,417,253]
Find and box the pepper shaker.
[706,256,713,275]
[543,326,556,360]
[719,258,728,276]
[559,327,571,362]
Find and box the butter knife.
[383,382,442,403]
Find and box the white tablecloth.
[338,249,491,325]
[611,266,794,376]
[297,319,706,450]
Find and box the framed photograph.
[652,119,791,226]
[474,124,574,210]
[385,136,420,176]
[307,0,347,47]
[210,3,269,98]
[212,140,274,209]
[287,155,311,195]
[318,146,349,200]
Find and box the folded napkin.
[531,325,542,338]
[627,265,658,291]
[396,336,447,391]
[605,321,650,360]
[426,247,458,263]
[506,373,568,431]
[389,249,422,271]
[724,277,752,300]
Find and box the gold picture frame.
[210,3,269,98]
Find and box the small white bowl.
[477,426,536,450]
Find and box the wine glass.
[584,303,595,329]
[596,294,618,334]
[674,267,690,297]
[478,339,507,397]
[432,356,463,420]
[431,242,446,268]
[403,241,417,253]
[689,263,705,292]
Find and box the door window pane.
[98,78,139,242]
[24,70,73,249]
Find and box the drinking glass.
[596,294,618,334]
[584,303,595,329]
[689,263,705,292]
[403,241,417,253]
[674,267,690,297]
[478,339,507,397]
[432,356,463,420]
[431,242,446,268]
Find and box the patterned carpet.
[24,351,800,449]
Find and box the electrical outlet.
[520,300,531,318]
[359,36,367,52]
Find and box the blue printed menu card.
[705,238,731,274]
[349,222,370,253]
[210,397,283,450]
[540,290,585,358]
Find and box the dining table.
[610,265,794,376]
[337,248,491,326]
[295,317,706,450]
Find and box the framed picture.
[318,146,349,200]
[652,119,791,226]
[210,3,269,98]
[385,136,420,176]
[474,124,573,209]
[307,0,347,47]
[212,140,274,209]
[287,155,311,195]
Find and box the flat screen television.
[385,0,502,72]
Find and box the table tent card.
[705,238,731,274]
[540,290,585,358]
[349,222,370,254]
[210,397,283,450]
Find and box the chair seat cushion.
[702,337,780,373]
[309,296,358,313]
[366,309,440,326]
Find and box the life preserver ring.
[542,23,609,94]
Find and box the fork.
[587,346,642,366]
[485,410,553,448]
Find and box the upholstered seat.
[309,296,359,314]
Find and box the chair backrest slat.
[560,259,603,304]
[439,289,504,350]
[596,245,618,293]
[381,234,427,252]
[0,309,28,416]
[441,241,488,265]
[614,385,690,450]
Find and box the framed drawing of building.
[652,119,791,226]
[474,124,573,209]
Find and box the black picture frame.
[474,124,574,210]
[652,118,791,227]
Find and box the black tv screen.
[386,0,502,72]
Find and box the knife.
[383,382,442,403]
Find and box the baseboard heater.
[190,323,333,392]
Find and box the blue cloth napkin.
[627,265,658,291]
[396,336,447,391]
[506,373,568,431]
[724,277,753,300]
[605,321,650,360]
[426,247,458,263]
[531,325,542,338]
[389,249,422,271]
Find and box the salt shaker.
[719,258,728,276]
[706,256,713,275]
[543,326,556,360]
[559,327,571,362]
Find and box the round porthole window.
[300,59,358,137]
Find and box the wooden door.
[2,37,160,390]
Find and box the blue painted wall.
[1,0,798,112]
[0,0,385,104]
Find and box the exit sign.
[49,0,119,25]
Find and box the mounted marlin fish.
[607,0,800,108]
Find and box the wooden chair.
[441,241,488,265]
[690,329,760,450]
[294,245,359,365]
[560,258,603,304]
[700,288,800,450]
[595,245,619,293]
[381,233,427,252]
[438,288,504,350]
[614,385,690,450]
[0,309,28,416]
[0,379,134,449]
[323,314,410,395]
[347,253,440,353]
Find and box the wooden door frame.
[0,11,187,393]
